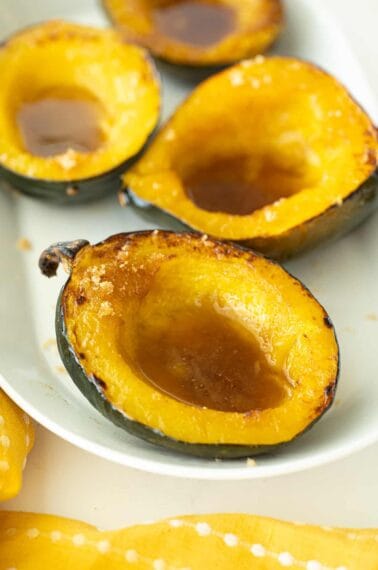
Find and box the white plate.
[0,0,377,480]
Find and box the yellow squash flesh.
[0,21,160,183]
[103,0,284,66]
[124,57,378,259]
[57,232,339,456]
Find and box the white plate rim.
[0,0,378,480]
[1,371,377,480]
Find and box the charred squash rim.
[123,56,378,258]
[248,168,378,258]
[0,21,161,202]
[40,231,339,458]
[102,0,284,66]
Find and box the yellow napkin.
[0,390,34,501]
[0,511,377,569]
[0,389,377,569]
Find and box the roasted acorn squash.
[124,57,378,259]
[40,231,339,458]
[0,21,160,202]
[102,0,284,66]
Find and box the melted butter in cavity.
[16,88,104,157]
[131,307,290,413]
[153,1,235,47]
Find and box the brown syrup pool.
[184,154,309,215]
[16,88,104,157]
[132,307,289,413]
[153,1,235,47]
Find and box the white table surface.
[2,0,378,530]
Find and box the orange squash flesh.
[124,57,378,258]
[45,232,339,457]
[102,0,284,66]
[0,21,160,197]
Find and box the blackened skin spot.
[76,295,87,305]
[78,352,86,360]
[323,315,333,328]
[316,382,336,415]
[92,375,107,390]
[325,383,335,397]
[365,147,377,166]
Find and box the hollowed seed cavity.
[128,305,289,413]
[183,145,320,216]
[16,86,104,157]
[152,1,236,47]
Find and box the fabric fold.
[0,511,377,569]
[0,390,34,501]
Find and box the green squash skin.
[0,162,124,204]
[126,169,378,260]
[0,135,157,204]
[56,290,273,458]
[0,23,161,205]
[54,241,339,459]
[245,169,378,259]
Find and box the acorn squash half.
[0,21,160,202]
[102,0,284,66]
[124,57,378,259]
[40,231,339,458]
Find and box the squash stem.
[39,239,89,277]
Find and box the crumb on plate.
[16,237,32,251]
[366,313,378,321]
[42,338,57,350]
[246,458,257,467]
